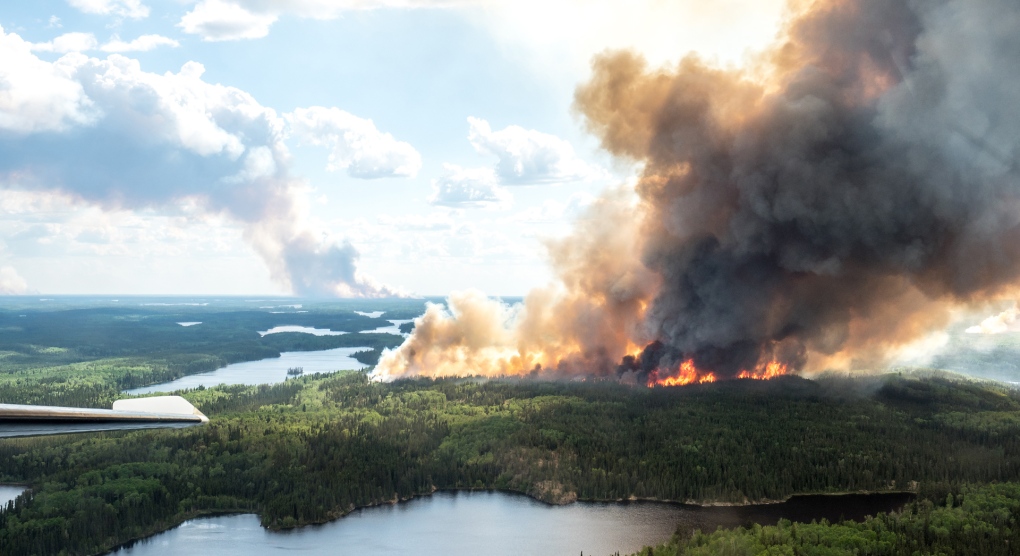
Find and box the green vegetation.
[0,300,414,407]
[633,482,1020,555]
[1,299,1018,555]
[1,370,1019,555]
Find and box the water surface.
[123,347,369,394]
[0,486,26,510]
[361,319,413,335]
[257,325,347,336]
[111,490,913,556]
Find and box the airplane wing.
[0,396,209,439]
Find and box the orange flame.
[736,360,788,380]
[649,359,717,387]
[651,359,788,387]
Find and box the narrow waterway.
[110,490,914,556]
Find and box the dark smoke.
[578,0,1020,377]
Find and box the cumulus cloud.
[428,165,510,209]
[467,117,598,184]
[67,0,150,19]
[0,26,414,297]
[0,266,30,295]
[100,34,180,52]
[178,0,278,41]
[0,28,95,133]
[29,32,99,53]
[286,107,422,179]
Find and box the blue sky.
[0,0,783,296]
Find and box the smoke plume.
[377,0,1020,382]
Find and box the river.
[110,490,913,556]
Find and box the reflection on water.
[111,490,913,556]
[123,347,370,395]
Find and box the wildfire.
[649,359,717,387]
[650,359,788,387]
[736,361,788,380]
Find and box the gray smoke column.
[577,0,1020,377]
[379,0,1020,381]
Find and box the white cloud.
[48,16,63,28]
[286,106,421,179]
[100,34,180,53]
[0,266,30,294]
[0,25,409,297]
[428,165,510,209]
[0,27,95,133]
[67,0,150,19]
[467,117,598,184]
[178,0,278,41]
[29,32,99,53]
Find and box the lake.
[110,490,913,556]
[361,319,413,335]
[258,325,347,336]
[0,486,26,510]
[123,347,370,395]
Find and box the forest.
[0,369,1019,554]
[0,299,1018,555]
[0,297,419,408]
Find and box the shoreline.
[99,486,917,555]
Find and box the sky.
[0,0,786,296]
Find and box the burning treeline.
[375,0,1020,386]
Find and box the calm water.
[123,347,370,394]
[258,325,347,336]
[361,319,413,335]
[0,486,26,510]
[110,490,913,556]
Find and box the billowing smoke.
[378,0,1020,382]
[966,304,1020,335]
[0,30,414,297]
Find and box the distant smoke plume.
[378,0,1020,381]
[0,31,411,297]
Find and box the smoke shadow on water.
[109,490,914,556]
